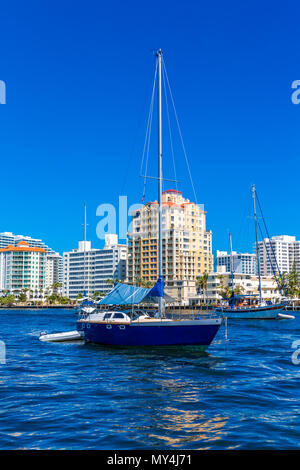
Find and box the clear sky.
[0,0,299,255]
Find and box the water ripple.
[0,309,300,449]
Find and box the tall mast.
[229,232,234,295]
[157,49,164,318]
[252,185,262,303]
[84,201,87,244]
[83,201,87,296]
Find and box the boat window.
[113,313,125,319]
[103,313,112,320]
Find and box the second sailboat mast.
[252,184,262,303]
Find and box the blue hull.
[77,321,221,347]
[215,304,285,319]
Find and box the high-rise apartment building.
[0,232,62,297]
[216,250,257,275]
[45,252,63,292]
[127,189,213,299]
[256,235,300,276]
[0,241,46,298]
[63,235,127,299]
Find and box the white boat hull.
[39,330,84,342]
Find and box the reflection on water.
[147,412,228,448]
[0,309,300,449]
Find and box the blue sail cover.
[98,277,167,305]
[148,276,164,297]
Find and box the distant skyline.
[0,1,299,255]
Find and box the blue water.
[0,308,299,449]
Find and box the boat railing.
[165,309,221,320]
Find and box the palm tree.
[274,271,289,296]
[234,284,245,295]
[19,292,27,303]
[288,262,300,298]
[92,291,103,300]
[217,275,231,299]
[52,282,62,295]
[196,273,208,303]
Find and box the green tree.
[19,292,27,303]
[234,284,244,295]
[217,275,231,299]
[287,262,300,298]
[196,273,208,303]
[52,282,62,295]
[134,276,153,288]
[274,271,289,296]
[0,294,16,306]
[92,291,103,300]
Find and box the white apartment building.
[256,235,300,276]
[0,232,62,297]
[0,241,47,300]
[216,250,257,275]
[45,252,63,293]
[63,234,127,299]
[201,272,280,303]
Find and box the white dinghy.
[39,330,84,342]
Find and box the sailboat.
[214,185,288,319]
[76,49,222,348]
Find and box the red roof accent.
[163,189,182,194]
[0,241,46,253]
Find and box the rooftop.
[0,241,47,253]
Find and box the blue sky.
[0,0,299,255]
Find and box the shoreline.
[0,304,74,309]
[0,305,299,311]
